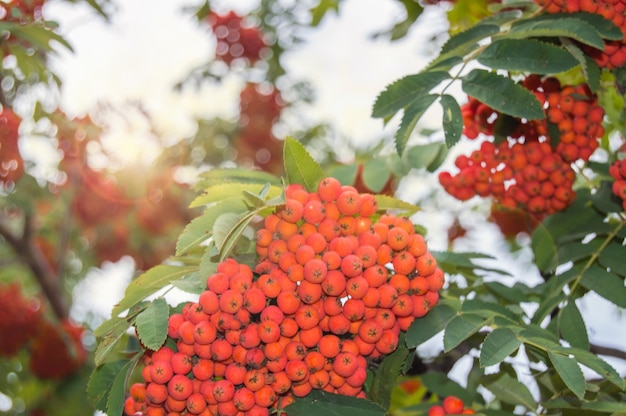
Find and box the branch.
[590,342,626,362]
[0,214,69,320]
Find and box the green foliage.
[287,390,386,416]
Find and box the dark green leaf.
[87,361,126,412]
[561,38,600,92]
[372,72,449,119]
[106,355,141,416]
[283,136,326,192]
[598,241,626,277]
[565,348,624,389]
[485,281,529,303]
[480,328,522,367]
[440,94,463,147]
[591,181,624,214]
[477,39,578,74]
[440,23,501,55]
[580,265,626,308]
[544,397,626,412]
[135,299,169,351]
[406,303,456,347]
[557,238,603,265]
[483,372,537,410]
[395,94,439,155]
[112,265,197,316]
[539,12,624,41]
[462,69,545,120]
[548,351,586,399]
[444,313,487,352]
[558,300,589,350]
[368,335,409,409]
[421,372,476,405]
[287,390,386,416]
[508,17,605,50]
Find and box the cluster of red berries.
[235,83,284,175]
[428,395,475,415]
[439,140,576,219]
[0,282,87,379]
[208,10,267,65]
[442,75,603,221]
[535,0,626,68]
[0,282,42,356]
[124,177,444,416]
[609,159,626,210]
[28,318,88,380]
[0,0,44,21]
[0,108,24,188]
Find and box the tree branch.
[0,214,69,320]
[590,342,626,362]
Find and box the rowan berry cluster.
[0,0,45,21]
[0,282,42,356]
[0,282,87,379]
[124,177,444,416]
[535,0,626,68]
[609,159,626,210]
[441,75,603,221]
[428,395,475,415]
[208,11,267,65]
[235,83,284,175]
[0,107,24,188]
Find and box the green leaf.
[195,168,280,190]
[564,348,624,389]
[558,300,589,350]
[374,195,420,215]
[112,265,197,316]
[580,265,626,308]
[421,372,476,405]
[598,241,626,277]
[368,335,409,409]
[480,328,522,367]
[483,372,537,410]
[283,136,326,192]
[1,22,74,52]
[212,210,257,260]
[106,354,141,416]
[309,0,339,26]
[536,12,624,41]
[135,299,169,351]
[561,39,600,92]
[189,183,282,208]
[508,17,605,50]
[372,71,450,120]
[443,313,487,353]
[176,199,244,255]
[94,318,133,366]
[544,397,626,413]
[440,23,501,55]
[361,159,392,193]
[440,94,463,147]
[461,69,545,120]
[477,39,578,74]
[548,351,586,399]
[395,94,439,155]
[87,361,126,412]
[403,142,448,171]
[406,303,456,347]
[557,238,603,265]
[287,390,386,416]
